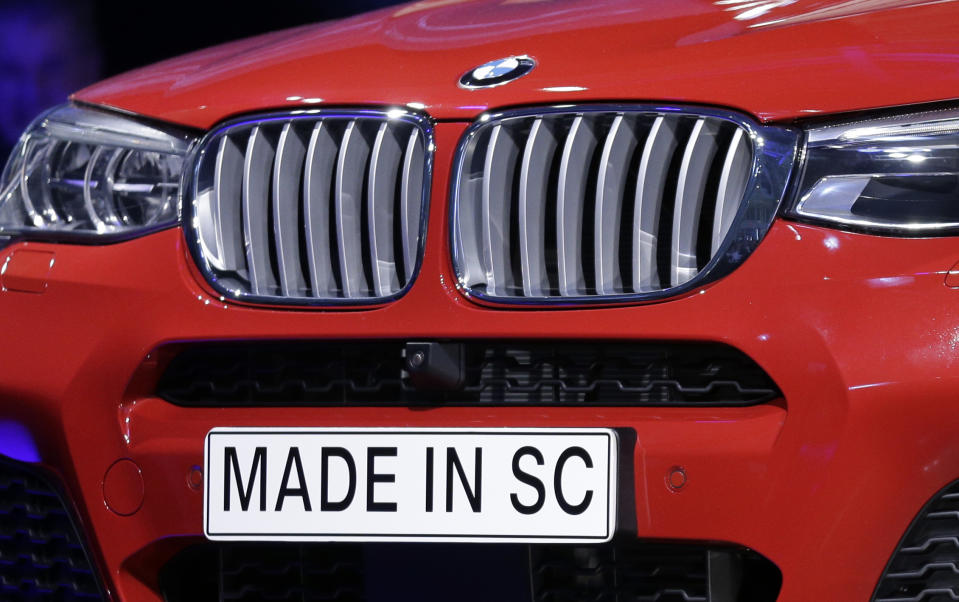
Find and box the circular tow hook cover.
[103,459,145,516]
[459,55,536,89]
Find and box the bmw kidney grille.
[451,106,798,303]
[187,110,432,304]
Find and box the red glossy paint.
[102,459,145,517]
[75,0,959,127]
[0,249,55,293]
[4,0,959,600]
[4,186,959,600]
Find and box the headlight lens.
[0,104,194,240]
[791,109,959,234]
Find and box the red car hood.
[75,0,959,128]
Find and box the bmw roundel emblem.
[459,56,536,89]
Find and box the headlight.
[0,104,195,241]
[790,109,959,234]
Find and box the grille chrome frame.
[450,104,800,305]
[184,109,433,306]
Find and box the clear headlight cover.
[0,104,194,240]
[792,109,959,234]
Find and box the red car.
[2,0,959,600]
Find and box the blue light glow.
[0,420,41,463]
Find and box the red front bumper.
[2,123,959,601]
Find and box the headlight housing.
[0,104,195,241]
[790,108,959,234]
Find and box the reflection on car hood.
[75,0,959,127]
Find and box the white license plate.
[204,427,618,543]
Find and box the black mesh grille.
[531,544,708,601]
[160,541,781,602]
[874,480,959,602]
[156,340,780,407]
[0,459,103,601]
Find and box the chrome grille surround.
[451,105,799,304]
[185,109,433,306]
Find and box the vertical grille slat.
[454,128,488,294]
[595,114,640,295]
[453,105,798,303]
[304,122,339,298]
[712,127,751,255]
[336,120,373,298]
[189,110,432,305]
[242,126,278,296]
[557,115,600,297]
[273,122,308,297]
[519,118,559,297]
[481,124,521,296]
[400,129,426,284]
[368,122,405,296]
[633,115,680,293]
[212,135,245,275]
[671,118,721,287]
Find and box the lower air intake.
[160,541,782,602]
[0,459,103,601]
[155,340,781,407]
[874,480,959,602]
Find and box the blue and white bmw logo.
[459,56,536,89]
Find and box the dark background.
[0,0,406,165]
